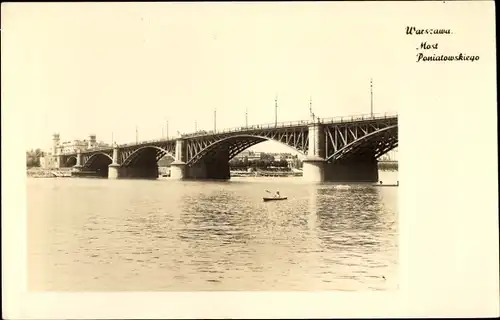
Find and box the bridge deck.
[77,112,397,154]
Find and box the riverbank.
[231,170,302,177]
[28,164,398,179]
[27,167,72,178]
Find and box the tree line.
[26,149,44,167]
[229,157,303,170]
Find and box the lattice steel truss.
[184,126,309,166]
[69,116,397,169]
[119,142,176,166]
[81,151,113,168]
[63,155,77,166]
[324,117,398,161]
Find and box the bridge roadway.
[59,113,398,182]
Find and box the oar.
[265,190,271,193]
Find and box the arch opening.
[327,125,398,162]
[188,134,306,166]
[121,146,174,179]
[186,135,305,180]
[65,156,77,167]
[122,146,175,167]
[83,153,113,177]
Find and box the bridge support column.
[170,139,187,180]
[188,162,207,179]
[72,149,83,171]
[303,121,327,182]
[108,146,122,179]
[325,159,379,183]
[119,166,159,179]
[303,157,326,182]
[108,164,122,179]
[205,148,230,180]
[170,161,186,179]
[186,148,230,180]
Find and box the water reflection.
[28,174,398,291]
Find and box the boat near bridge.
[373,181,399,187]
[263,197,288,202]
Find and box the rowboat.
[263,197,288,202]
[373,181,399,187]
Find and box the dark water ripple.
[28,172,398,291]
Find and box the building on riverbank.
[53,133,110,155]
[39,155,58,169]
[39,133,110,169]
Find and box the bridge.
[58,113,398,182]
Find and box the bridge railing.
[78,146,114,153]
[117,137,177,148]
[320,112,398,124]
[79,112,398,151]
[179,112,398,138]
[180,119,311,138]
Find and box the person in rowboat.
[275,190,280,198]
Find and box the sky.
[4,2,473,157]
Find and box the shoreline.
[27,167,398,179]
[26,167,72,178]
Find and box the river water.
[28,171,398,291]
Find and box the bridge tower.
[88,134,97,149]
[52,133,60,155]
[52,133,62,168]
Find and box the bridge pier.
[303,157,326,182]
[325,159,379,183]
[303,121,327,182]
[303,158,379,183]
[108,164,121,179]
[186,149,230,180]
[120,166,159,179]
[170,161,187,179]
[204,148,230,180]
[188,162,207,179]
[169,140,187,180]
[108,146,121,179]
[72,149,83,172]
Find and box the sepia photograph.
[24,3,399,293]
[2,1,498,319]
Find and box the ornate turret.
[88,134,97,149]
